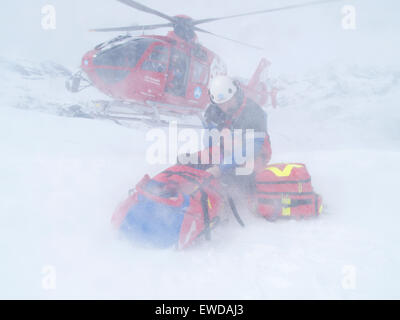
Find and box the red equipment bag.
[255,163,323,220]
[111,164,223,249]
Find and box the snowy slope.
[1,59,400,299]
[0,57,108,118]
[269,64,400,152]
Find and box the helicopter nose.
[81,51,95,69]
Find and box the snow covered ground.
[1,0,400,299]
[1,59,399,299]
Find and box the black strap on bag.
[227,196,245,228]
[200,189,211,241]
[163,169,245,235]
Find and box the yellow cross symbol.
[265,164,303,177]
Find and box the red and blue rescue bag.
[111,165,222,249]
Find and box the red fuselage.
[81,32,227,115]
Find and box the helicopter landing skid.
[87,100,204,129]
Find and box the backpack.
[255,163,323,220]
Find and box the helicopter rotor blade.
[90,23,173,32]
[117,0,175,22]
[194,27,264,50]
[193,0,342,25]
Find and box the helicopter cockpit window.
[166,48,189,97]
[141,45,169,73]
[192,46,208,62]
[95,69,130,84]
[93,38,154,68]
[191,61,208,85]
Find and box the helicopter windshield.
[165,48,189,97]
[93,38,155,68]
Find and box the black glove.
[204,104,226,130]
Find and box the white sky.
[0,0,399,76]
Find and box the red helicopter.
[66,0,340,126]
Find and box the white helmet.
[208,75,238,104]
